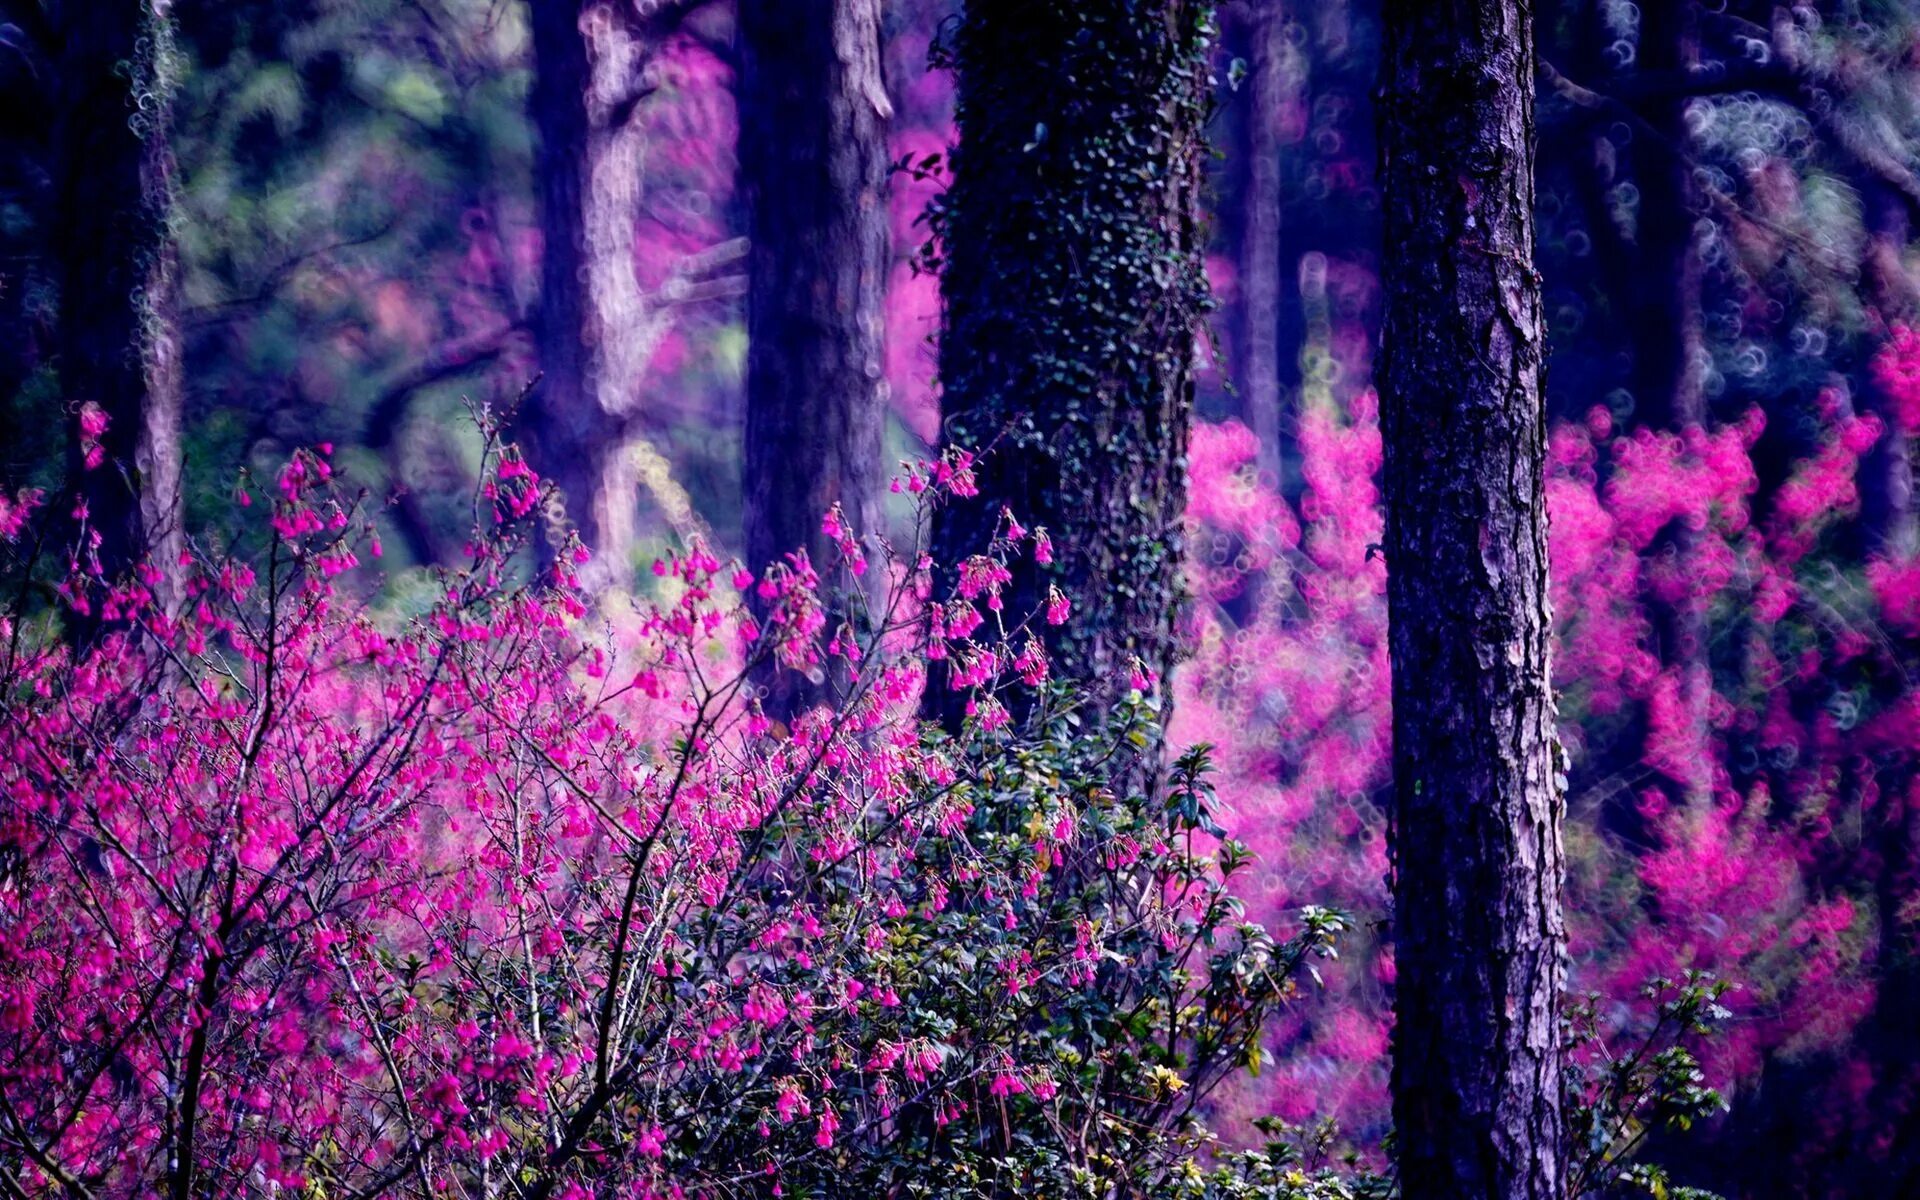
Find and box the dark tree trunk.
[1630,0,1706,432]
[1859,177,1919,560]
[524,0,603,569]
[1634,1,1713,803]
[52,0,184,631]
[928,0,1214,761]
[1848,176,1920,1196]
[1377,3,1566,1199]
[738,0,891,721]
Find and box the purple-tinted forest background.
[3,2,1919,1196]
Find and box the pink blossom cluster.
[1871,323,1920,435]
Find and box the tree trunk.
[52,0,185,631]
[1860,178,1919,560]
[1241,0,1293,481]
[738,0,891,721]
[522,1,683,579]
[1377,3,1566,1199]
[1631,0,1706,433]
[524,0,599,568]
[1850,176,1920,1197]
[928,0,1213,760]
[1635,0,1713,805]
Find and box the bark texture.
[1376,3,1567,1198]
[928,0,1213,754]
[738,0,891,721]
[522,1,687,577]
[52,0,185,629]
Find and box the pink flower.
[1001,507,1028,543]
[637,1125,667,1158]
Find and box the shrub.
[0,432,1344,1199]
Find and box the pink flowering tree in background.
[1173,327,1920,1184]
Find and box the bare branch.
[185,221,400,330]
[363,319,527,449]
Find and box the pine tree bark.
[738,0,891,721]
[52,0,185,630]
[1377,3,1567,1198]
[928,0,1213,756]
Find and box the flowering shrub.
[11,368,1899,1196]
[1871,324,1920,438]
[0,426,1351,1199]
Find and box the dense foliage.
[0,431,1364,1197]
[1177,377,1918,1175]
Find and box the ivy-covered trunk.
[928,0,1214,759]
[1377,3,1567,1199]
[738,0,891,721]
[53,0,184,630]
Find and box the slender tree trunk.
[1860,178,1919,560]
[738,0,891,721]
[1632,1,1706,432]
[1635,1,1714,804]
[522,1,681,579]
[525,0,600,567]
[53,0,185,631]
[1241,0,1293,481]
[1377,3,1566,1199]
[928,0,1214,761]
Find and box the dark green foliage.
[172,1,535,555]
[1564,974,1734,1200]
[772,704,1352,1199]
[1158,974,1733,1200]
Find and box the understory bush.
[0,426,1351,1199]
